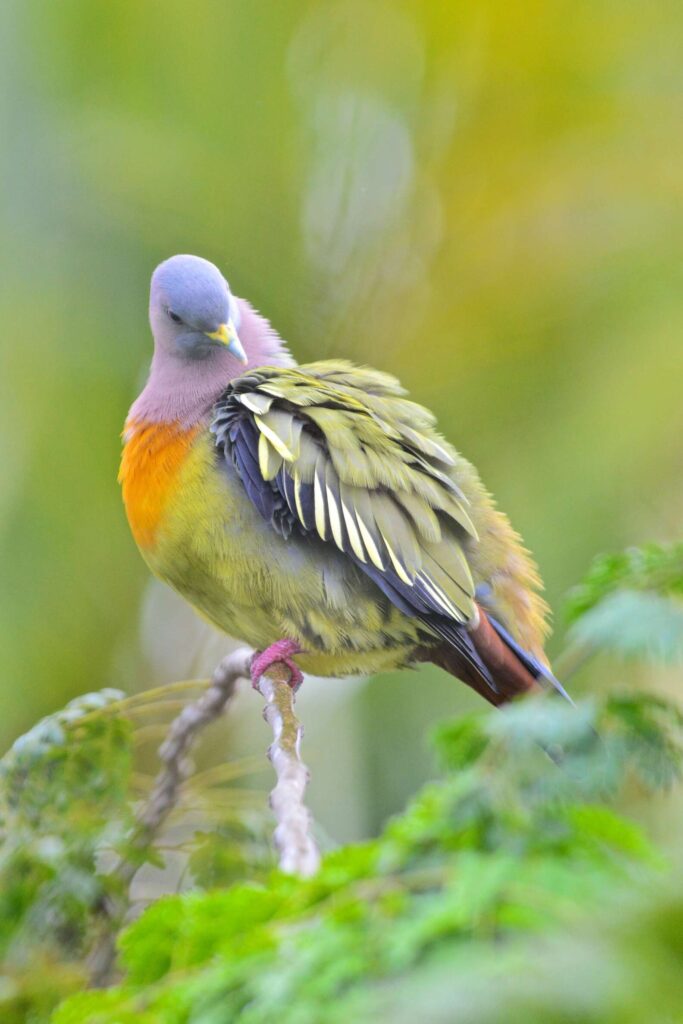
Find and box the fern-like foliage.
[0,688,273,1023]
[565,542,683,623]
[53,691,679,1024]
[0,690,132,1023]
[565,543,683,664]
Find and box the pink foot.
[251,639,304,691]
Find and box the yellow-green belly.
[143,434,423,677]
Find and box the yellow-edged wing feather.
[211,362,482,629]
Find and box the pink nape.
[251,639,304,690]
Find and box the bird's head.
[149,254,248,365]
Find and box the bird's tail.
[430,605,571,707]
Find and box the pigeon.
[120,254,567,705]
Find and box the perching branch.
[88,645,320,987]
[136,647,321,879]
[253,662,321,878]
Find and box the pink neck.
[128,298,293,428]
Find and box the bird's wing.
[211,360,491,680]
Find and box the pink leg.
[250,639,304,691]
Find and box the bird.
[120,254,567,706]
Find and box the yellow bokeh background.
[1,0,681,836]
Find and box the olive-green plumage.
[122,255,556,705]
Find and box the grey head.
[149,254,247,364]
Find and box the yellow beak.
[205,319,248,364]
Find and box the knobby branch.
[88,647,319,987]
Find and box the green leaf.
[567,589,683,664]
[119,886,291,985]
[431,716,489,773]
[565,543,683,624]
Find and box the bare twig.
[254,662,321,878]
[134,648,252,839]
[87,647,252,987]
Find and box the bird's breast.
[119,419,202,550]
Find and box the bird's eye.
[168,309,182,324]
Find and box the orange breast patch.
[119,420,201,549]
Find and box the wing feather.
[211,363,481,642]
[313,456,328,541]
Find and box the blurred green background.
[1,0,682,840]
